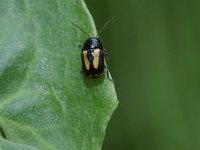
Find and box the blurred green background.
[86,0,200,150]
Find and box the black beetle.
[71,18,113,81]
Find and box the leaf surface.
[0,0,118,149]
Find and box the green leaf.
[0,137,39,150]
[0,0,118,150]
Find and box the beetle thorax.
[82,37,103,50]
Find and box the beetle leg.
[103,49,108,55]
[105,65,114,82]
[105,56,110,61]
[78,44,82,49]
[103,49,110,62]
[80,65,85,73]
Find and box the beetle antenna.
[97,17,114,37]
[71,22,90,37]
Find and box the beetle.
[71,18,113,81]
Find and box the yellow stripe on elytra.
[93,49,100,69]
[83,51,90,70]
